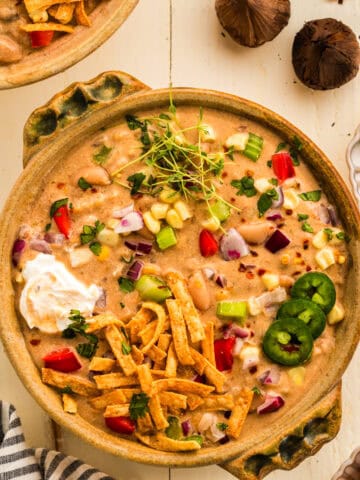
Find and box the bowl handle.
[22,70,150,167]
[220,383,342,480]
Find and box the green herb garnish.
[121,254,134,264]
[269,178,278,186]
[299,190,322,202]
[59,386,74,394]
[127,173,146,195]
[49,198,68,218]
[336,231,350,242]
[118,277,135,293]
[231,176,257,197]
[252,386,261,395]
[80,220,105,244]
[257,188,278,217]
[323,228,334,240]
[297,213,309,221]
[89,241,102,256]
[129,392,150,420]
[78,177,92,191]
[76,342,97,358]
[121,342,132,355]
[216,422,228,431]
[62,310,98,358]
[93,145,112,165]
[302,222,314,233]
[45,223,51,232]
[275,142,287,152]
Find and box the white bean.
[188,271,211,311]
[237,222,275,245]
[77,166,111,186]
[0,35,22,64]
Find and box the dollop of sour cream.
[20,253,101,334]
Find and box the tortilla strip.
[93,373,138,390]
[154,378,214,396]
[227,388,254,439]
[117,388,141,402]
[21,22,74,33]
[187,394,204,411]
[127,308,152,343]
[74,0,91,26]
[88,356,115,372]
[153,333,171,369]
[140,302,167,353]
[86,312,125,333]
[148,395,169,430]
[166,299,194,366]
[131,345,144,365]
[105,324,137,376]
[89,390,126,410]
[137,364,153,396]
[165,342,178,378]
[104,404,130,418]
[48,3,75,24]
[137,413,154,433]
[150,370,167,378]
[159,391,187,410]
[24,0,77,15]
[42,368,98,396]
[62,393,77,414]
[190,348,226,393]
[146,345,166,363]
[166,271,205,343]
[135,433,201,452]
[202,394,234,411]
[138,322,157,346]
[201,322,215,366]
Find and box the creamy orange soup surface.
[12,105,349,451]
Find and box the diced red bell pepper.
[29,30,54,48]
[53,205,71,238]
[105,416,136,434]
[272,152,295,183]
[199,229,219,257]
[43,348,81,373]
[214,337,236,371]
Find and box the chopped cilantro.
[62,310,98,358]
[49,198,68,218]
[121,254,134,264]
[298,190,322,202]
[275,142,287,152]
[80,220,105,245]
[59,386,74,394]
[129,392,150,420]
[89,241,102,256]
[302,222,314,233]
[257,188,278,217]
[121,342,132,355]
[45,223,51,232]
[76,342,97,358]
[231,176,257,197]
[323,228,333,240]
[126,114,144,130]
[226,145,235,161]
[293,135,303,151]
[297,213,309,221]
[127,173,146,195]
[216,422,228,431]
[78,177,92,191]
[118,276,135,293]
[266,160,272,168]
[93,145,112,165]
[159,113,171,120]
[269,178,278,186]
[252,386,261,395]
[336,231,350,242]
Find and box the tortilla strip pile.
[41,271,253,451]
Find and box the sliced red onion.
[203,267,216,280]
[328,205,340,226]
[220,228,250,261]
[44,232,65,245]
[318,204,331,224]
[127,260,144,281]
[257,394,285,414]
[124,239,153,256]
[95,288,107,309]
[12,239,26,266]
[219,435,230,444]
[265,229,290,253]
[114,211,143,234]
[256,287,287,310]
[258,367,281,385]
[193,374,206,384]
[232,337,244,355]
[271,187,284,209]
[266,212,284,222]
[223,323,250,339]
[215,274,227,288]
[112,203,134,218]
[181,419,193,436]
[29,239,52,254]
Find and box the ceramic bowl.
[0,1,138,89]
[1,71,359,479]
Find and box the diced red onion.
[95,288,107,309]
[258,367,281,385]
[12,239,26,266]
[209,422,227,442]
[127,260,144,281]
[181,419,193,436]
[271,187,284,209]
[265,229,290,253]
[219,435,230,444]
[44,232,65,245]
[29,239,52,254]
[203,267,216,280]
[112,203,134,218]
[328,205,340,226]
[232,337,244,356]
[114,211,143,234]
[266,212,284,222]
[193,374,206,383]
[257,394,285,414]
[102,350,116,360]
[223,323,250,339]
[215,274,227,287]
[220,228,250,261]
[124,239,153,256]
[318,204,331,224]
[256,287,287,310]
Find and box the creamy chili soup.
[11,105,349,451]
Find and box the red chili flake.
[277,223,285,229]
[285,209,293,215]
[246,170,254,177]
[250,250,259,257]
[133,193,143,200]
[303,240,309,250]
[230,198,236,203]
[221,171,228,178]
[91,187,98,193]
[257,268,266,276]
[249,366,258,374]
[57,182,65,189]
[30,339,41,346]
[241,218,246,223]
[250,330,255,337]
[306,265,312,271]
[239,263,246,272]
[295,252,302,258]
[246,272,254,279]
[293,271,301,276]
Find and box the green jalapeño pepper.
[291,272,336,314]
[276,299,326,339]
[263,317,313,366]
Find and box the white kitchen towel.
[0,402,113,480]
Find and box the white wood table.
[0,1,359,479]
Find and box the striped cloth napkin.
[0,402,113,480]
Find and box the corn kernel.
[166,209,184,229]
[97,245,111,262]
[312,230,328,249]
[337,255,346,265]
[174,201,192,221]
[107,218,120,230]
[327,303,345,325]
[281,254,291,265]
[315,247,336,270]
[254,178,272,193]
[97,228,119,247]
[159,187,181,204]
[200,123,216,143]
[201,216,221,232]
[151,202,169,219]
[143,211,161,234]
[283,189,300,210]
[248,296,261,316]
[261,273,280,291]
[142,263,162,275]
[225,132,249,151]
[288,367,306,386]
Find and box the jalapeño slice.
[291,272,336,314]
[276,299,326,339]
[263,317,313,366]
